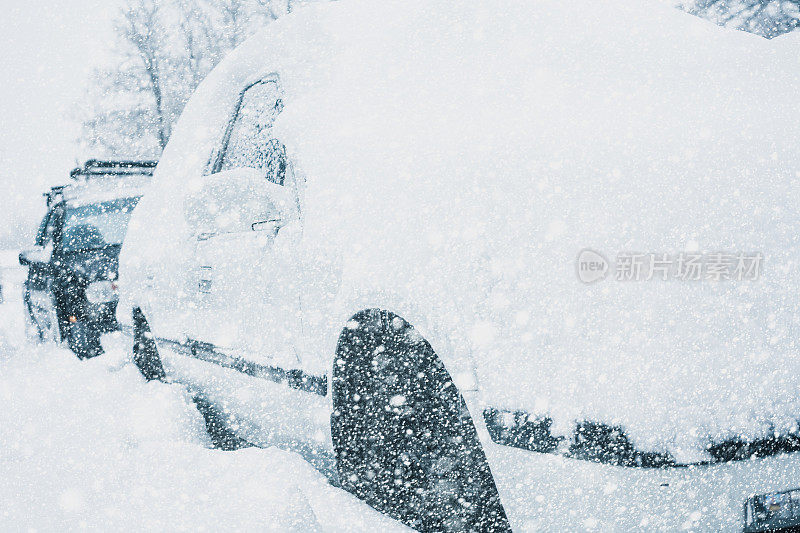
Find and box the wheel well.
[330,308,511,531]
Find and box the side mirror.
[184,167,296,235]
[19,245,53,266]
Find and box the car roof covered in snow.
[127,0,800,463]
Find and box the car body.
[116,0,800,530]
[21,160,153,358]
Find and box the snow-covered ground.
[0,269,407,532]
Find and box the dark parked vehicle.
[20,160,154,358]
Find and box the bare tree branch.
[80,0,325,158]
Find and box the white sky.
[0,0,119,248]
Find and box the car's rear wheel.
[132,308,166,381]
[331,309,511,532]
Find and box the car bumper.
[73,301,118,331]
[481,435,800,531]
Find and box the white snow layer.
[120,0,800,463]
[0,277,406,532]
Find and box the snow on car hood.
[122,0,800,462]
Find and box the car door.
[184,77,303,369]
[25,206,63,339]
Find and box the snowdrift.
[0,334,407,531]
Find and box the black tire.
[331,309,511,533]
[132,308,166,381]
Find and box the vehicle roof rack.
[69,159,157,180]
[44,160,157,207]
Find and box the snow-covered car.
[116,0,800,530]
[20,160,154,358]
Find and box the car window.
[60,197,140,252]
[216,79,287,185]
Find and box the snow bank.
[0,249,19,269]
[121,0,800,462]
[0,286,406,531]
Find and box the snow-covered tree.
[678,0,800,38]
[80,0,292,159]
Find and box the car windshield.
[60,197,140,252]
